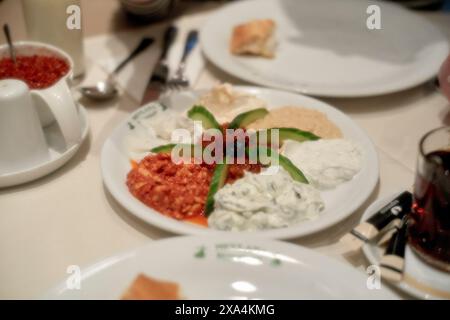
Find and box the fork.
[167,30,199,90]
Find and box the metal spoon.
[3,24,16,64]
[80,37,154,101]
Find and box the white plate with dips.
[101,86,378,239]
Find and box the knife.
[339,191,412,251]
[141,25,178,105]
[379,216,408,283]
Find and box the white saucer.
[0,104,89,188]
[362,192,450,300]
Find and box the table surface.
[1,0,449,299]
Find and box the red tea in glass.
[409,127,450,272]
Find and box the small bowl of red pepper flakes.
[0,41,73,90]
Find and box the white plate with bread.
[201,0,449,97]
[45,236,397,299]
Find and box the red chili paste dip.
[126,153,261,222]
[0,55,69,89]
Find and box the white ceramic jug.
[0,79,50,174]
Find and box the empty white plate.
[201,0,449,97]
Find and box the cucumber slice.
[251,146,309,184]
[187,105,221,130]
[277,152,309,184]
[151,143,201,156]
[150,144,178,153]
[257,127,320,145]
[228,108,269,129]
[205,163,229,216]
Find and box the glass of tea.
[409,126,450,272]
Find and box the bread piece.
[230,19,276,58]
[121,274,180,300]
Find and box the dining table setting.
[1,0,450,301]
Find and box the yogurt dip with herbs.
[208,168,325,231]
